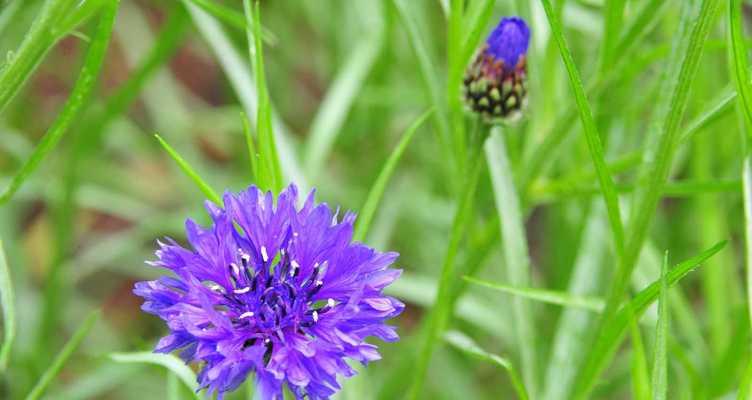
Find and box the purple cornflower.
[134,184,403,399]
[463,17,530,122]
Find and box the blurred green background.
[0,0,751,399]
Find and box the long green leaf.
[305,30,382,178]
[630,309,651,400]
[651,251,670,400]
[444,331,529,400]
[407,141,485,400]
[739,357,752,400]
[25,311,100,400]
[729,0,752,331]
[183,0,308,191]
[573,240,727,399]
[0,0,79,112]
[0,240,14,371]
[354,109,432,242]
[464,276,604,312]
[540,0,625,259]
[596,0,721,356]
[0,0,119,204]
[110,352,200,399]
[484,128,537,395]
[243,0,282,192]
[154,134,222,205]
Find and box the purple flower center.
[209,246,335,362]
[485,17,530,68]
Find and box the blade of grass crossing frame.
[591,0,721,369]
[353,109,432,242]
[573,240,727,399]
[25,311,100,400]
[242,112,259,183]
[539,0,625,260]
[739,357,752,400]
[0,0,120,204]
[407,142,485,400]
[0,240,14,371]
[464,276,603,312]
[0,0,79,112]
[484,128,537,396]
[444,331,529,400]
[460,0,495,68]
[651,251,670,400]
[729,0,752,330]
[630,310,651,400]
[154,134,222,205]
[244,0,282,193]
[110,352,200,400]
[304,30,382,179]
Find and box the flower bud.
[463,17,530,123]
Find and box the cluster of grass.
[0,0,750,399]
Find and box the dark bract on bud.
[463,17,530,123]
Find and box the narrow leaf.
[485,128,538,394]
[573,240,727,399]
[154,134,221,205]
[444,330,529,400]
[0,0,79,112]
[0,0,119,204]
[651,251,670,400]
[630,309,651,400]
[25,311,100,400]
[353,109,432,242]
[0,240,15,371]
[464,276,603,311]
[540,0,625,259]
[110,352,200,399]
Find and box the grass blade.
[651,251,670,400]
[353,109,432,242]
[25,311,100,400]
[540,0,625,259]
[0,0,119,204]
[739,357,752,400]
[0,240,14,371]
[154,134,221,205]
[460,0,495,68]
[729,0,752,331]
[243,0,282,192]
[407,142,485,400]
[542,204,609,400]
[630,309,651,400]
[304,30,382,178]
[464,276,604,312]
[183,0,308,192]
[591,0,721,371]
[573,240,727,398]
[0,0,79,112]
[110,352,200,399]
[444,330,529,400]
[392,0,454,186]
[484,128,537,395]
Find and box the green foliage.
[0,1,750,399]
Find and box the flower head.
[463,16,530,123]
[134,184,403,399]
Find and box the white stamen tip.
[261,246,269,262]
[234,287,251,294]
[327,298,335,307]
[239,311,254,319]
[312,311,319,322]
[230,263,240,275]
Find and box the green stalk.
[407,132,486,400]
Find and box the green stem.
[407,129,486,399]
